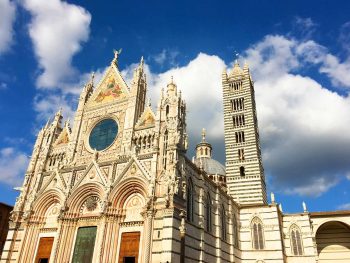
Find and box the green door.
[71,226,97,263]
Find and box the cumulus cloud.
[0,147,29,186]
[0,0,16,54]
[22,0,91,89]
[243,35,350,196]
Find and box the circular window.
[89,119,118,151]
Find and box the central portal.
[118,232,141,263]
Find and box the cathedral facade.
[1,53,350,263]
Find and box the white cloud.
[0,0,16,54]
[292,17,317,39]
[339,21,350,54]
[33,68,106,122]
[22,0,91,89]
[138,53,226,140]
[243,35,350,196]
[320,54,350,88]
[152,49,180,67]
[243,35,299,80]
[33,93,75,121]
[338,203,350,210]
[153,49,167,65]
[0,147,29,186]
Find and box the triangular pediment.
[113,156,150,188]
[72,161,109,190]
[135,106,156,130]
[54,126,71,146]
[37,169,68,196]
[88,64,129,106]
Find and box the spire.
[195,128,212,159]
[53,107,63,127]
[229,59,244,78]
[201,128,206,142]
[167,76,177,93]
[45,117,51,129]
[55,107,62,119]
[90,71,95,86]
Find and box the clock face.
[89,119,118,151]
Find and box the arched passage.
[316,221,350,263]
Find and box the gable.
[113,157,150,188]
[72,161,108,190]
[135,106,156,130]
[54,127,70,146]
[88,65,129,106]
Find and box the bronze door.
[71,226,97,263]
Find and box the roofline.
[310,210,350,217]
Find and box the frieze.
[137,153,153,160]
[40,227,58,232]
[119,221,144,227]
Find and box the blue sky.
[1,0,350,213]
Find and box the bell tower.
[222,60,267,204]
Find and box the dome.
[194,157,226,176]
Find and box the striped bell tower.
[222,60,267,205]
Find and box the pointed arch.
[32,189,64,219]
[290,224,303,255]
[251,217,264,250]
[109,177,148,210]
[66,182,105,214]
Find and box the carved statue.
[182,181,187,199]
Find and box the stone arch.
[123,193,145,222]
[313,218,350,236]
[32,189,64,219]
[109,177,148,210]
[316,221,350,262]
[67,182,105,214]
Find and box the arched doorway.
[316,221,350,263]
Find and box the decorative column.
[143,210,154,263]
[98,216,107,263]
[179,210,186,263]
[51,220,64,262]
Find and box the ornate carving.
[80,195,101,214]
[85,196,98,211]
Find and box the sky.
[0,0,350,213]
